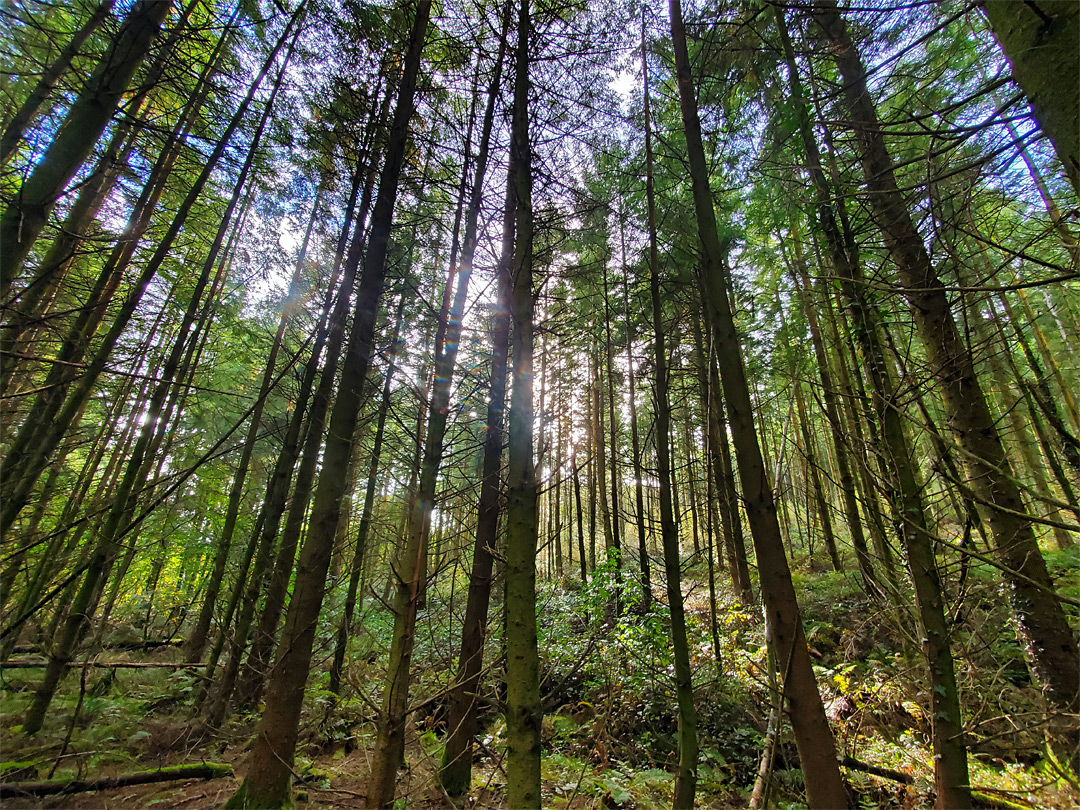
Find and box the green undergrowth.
[1,557,1077,809]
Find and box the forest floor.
[1,549,1078,809]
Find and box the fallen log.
[0,660,198,670]
[11,640,183,655]
[840,755,914,784]
[0,762,233,797]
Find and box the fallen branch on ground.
[840,756,914,784]
[11,640,183,655]
[0,660,199,670]
[0,762,233,797]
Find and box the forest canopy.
[1,0,1078,808]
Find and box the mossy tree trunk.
[503,0,542,803]
[981,0,1080,195]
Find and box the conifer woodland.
[1,0,1079,808]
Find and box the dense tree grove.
[1,1,1077,808]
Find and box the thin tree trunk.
[503,0,541,802]
[236,196,399,709]
[440,156,516,799]
[704,322,753,603]
[794,382,841,572]
[691,316,743,601]
[0,0,173,297]
[225,1,432,806]
[1,0,207,379]
[785,234,877,591]
[815,0,1079,716]
[602,261,622,606]
[204,94,387,726]
[328,294,406,698]
[642,20,697,804]
[684,418,703,559]
[671,2,847,805]
[1,101,141,395]
[574,441,588,581]
[19,53,286,729]
[620,213,651,611]
[592,352,612,560]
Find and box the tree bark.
[620,207,651,611]
[670,2,848,805]
[440,154,516,800]
[778,6,973,803]
[0,0,173,298]
[503,0,542,803]
[368,14,508,799]
[0,0,119,167]
[815,0,1079,717]
[981,0,1080,194]
[224,1,432,806]
[328,294,406,698]
[642,20,697,805]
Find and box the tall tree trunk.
[202,74,388,726]
[0,1,226,423]
[671,2,847,805]
[1,0,207,379]
[642,21,697,805]
[0,0,118,167]
[1,100,140,395]
[778,7,972,803]
[224,1,432,805]
[588,373,598,573]
[18,42,293,730]
[683,414,703,560]
[368,12,508,796]
[602,262,622,606]
[328,294,406,698]
[440,156,516,799]
[573,441,588,581]
[592,352,612,560]
[236,174,403,710]
[691,316,740,600]
[815,0,1079,716]
[816,265,902,585]
[0,0,173,298]
[503,0,541,803]
[702,319,754,603]
[620,214,651,611]
[793,381,841,572]
[197,206,366,699]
